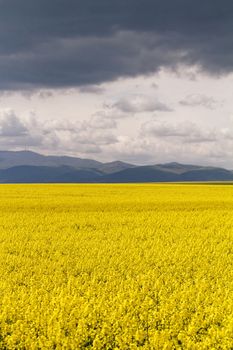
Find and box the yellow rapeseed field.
[0,184,232,349]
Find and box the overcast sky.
[1,0,233,167]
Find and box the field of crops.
[0,184,232,349]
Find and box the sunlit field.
[0,184,232,349]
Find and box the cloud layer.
[1,109,233,167]
[1,1,233,90]
[1,2,232,167]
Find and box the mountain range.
[0,150,232,183]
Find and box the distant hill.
[97,161,136,174]
[0,151,102,170]
[155,162,206,174]
[180,168,233,181]
[98,166,180,183]
[100,165,233,183]
[0,150,232,183]
[0,165,102,183]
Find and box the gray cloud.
[180,94,220,109]
[91,95,172,123]
[114,95,172,113]
[37,90,55,99]
[1,1,233,90]
[141,120,218,143]
[78,85,105,94]
[0,110,29,137]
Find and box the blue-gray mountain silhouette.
[0,151,232,183]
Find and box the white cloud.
[1,70,233,167]
[0,109,119,155]
[0,108,233,168]
[87,113,117,129]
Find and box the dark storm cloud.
[1,0,233,90]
